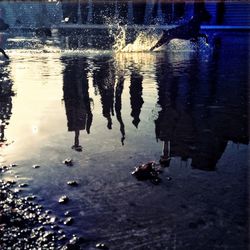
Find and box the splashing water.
[166,38,211,53]
[120,32,211,53]
[111,24,127,52]
[108,20,212,53]
[119,30,162,52]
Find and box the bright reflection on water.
[0,32,248,249]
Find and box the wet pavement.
[0,31,249,249]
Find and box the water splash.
[109,21,212,53]
[120,30,161,52]
[121,33,212,53]
[111,24,127,52]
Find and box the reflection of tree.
[61,57,92,151]
[130,69,144,128]
[0,60,13,147]
[154,46,248,171]
[93,58,115,130]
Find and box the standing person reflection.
[130,68,144,128]
[154,54,196,168]
[93,58,115,130]
[62,57,93,152]
[115,72,125,145]
[154,48,248,171]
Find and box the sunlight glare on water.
[5,52,64,159]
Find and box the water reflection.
[62,57,93,152]
[93,57,115,130]
[130,68,144,128]
[115,72,125,145]
[0,60,13,147]
[59,41,248,169]
[154,46,248,170]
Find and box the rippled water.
[0,31,248,249]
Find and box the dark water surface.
[0,32,249,249]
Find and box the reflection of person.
[62,57,93,151]
[154,47,248,171]
[93,58,115,129]
[115,73,125,145]
[158,141,171,167]
[130,69,144,128]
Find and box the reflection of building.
[61,57,93,151]
[0,60,13,147]
[155,42,248,171]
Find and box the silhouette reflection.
[60,41,247,164]
[0,60,13,147]
[154,46,248,171]
[130,68,144,128]
[61,57,93,151]
[93,57,115,130]
[115,72,125,145]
